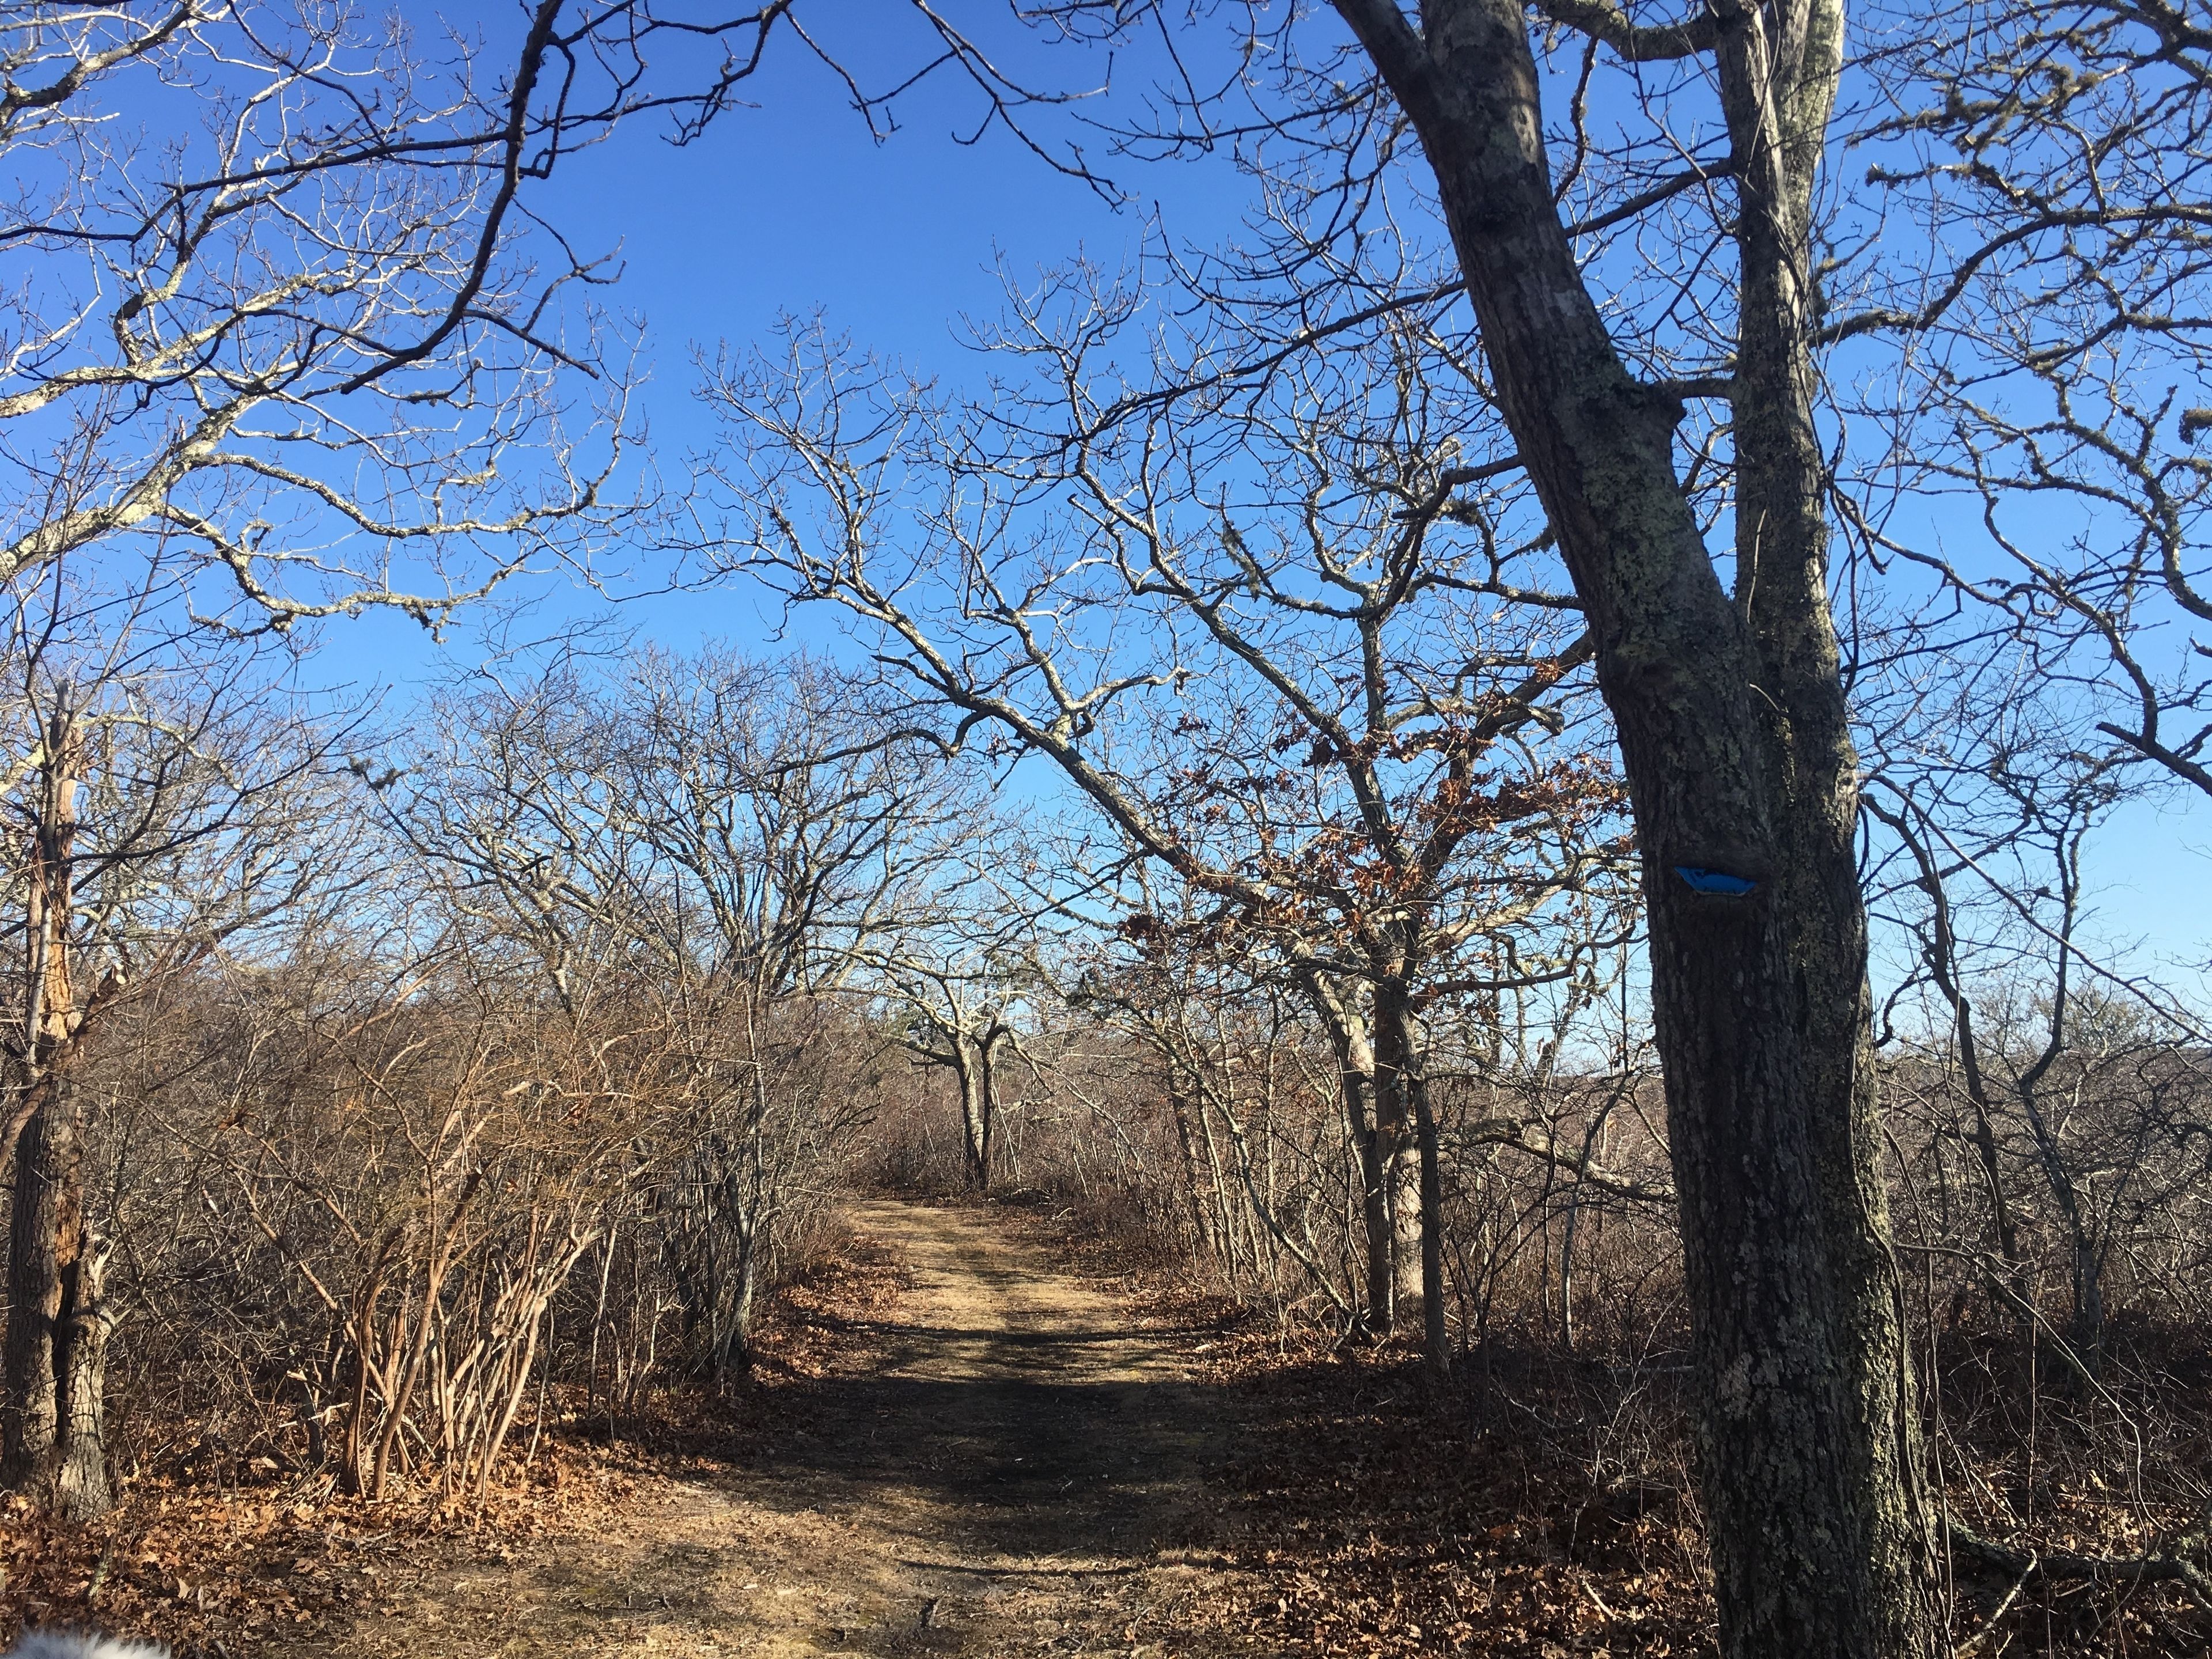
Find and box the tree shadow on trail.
[729,1321,1226,1570]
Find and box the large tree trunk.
[4,1075,72,1495]
[1383,1127,1420,1334]
[722,1205,762,1376]
[54,1218,111,1519]
[1334,3,1931,1653]
[2,1073,108,1519]
[1328,1012,1407,1336]
[1296,971,1412,1334]
[953,1043,989,1191]
[1409,1075,1447,1373]
[975,1032,999,1188]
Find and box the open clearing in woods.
[341,1200,1256,1658]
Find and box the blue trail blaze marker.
[1674,866,1759,897]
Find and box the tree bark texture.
[1324,1016,1408,1336]
[3,704,111,1518]
[1332,2,1931,1653]
[1348,1073,1392,1333]
[1410,1077,1449,1374]
[2,1074,101,1513]
[955,1037,994,1192]
[1376,981,1446,1368]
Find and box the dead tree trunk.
[2,700,111,1518]
[3,1073,108,1518]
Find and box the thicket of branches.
[22,599,2201,1521]
[1,1,2210,1656]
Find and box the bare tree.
[1866,692,2206,1372]
[699,274,1637,1366]
[0,1,655,630]
[1802,0,2212,818]
[1060,903,1370,1320]
[830,0,2212,1641]
[0,573,357,1516]
[880,950,1022,1194]
[0,0,1158,632]
[401,642,944,1378]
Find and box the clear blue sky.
[320,10,1244,679]
[312,6,2211,989]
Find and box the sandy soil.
[340,1200,1255,1658]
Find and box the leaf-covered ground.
[1040,1203,2211,1659]
[2,1201,2203,1657]
[0,1233,916,1656]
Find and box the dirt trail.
[358,1200,1253,1658]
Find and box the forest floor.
[4,1199,1270,1659]
[328,1196,1266,1659]
[10,1198,2192,1657]
[1,1197,1721,1657]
